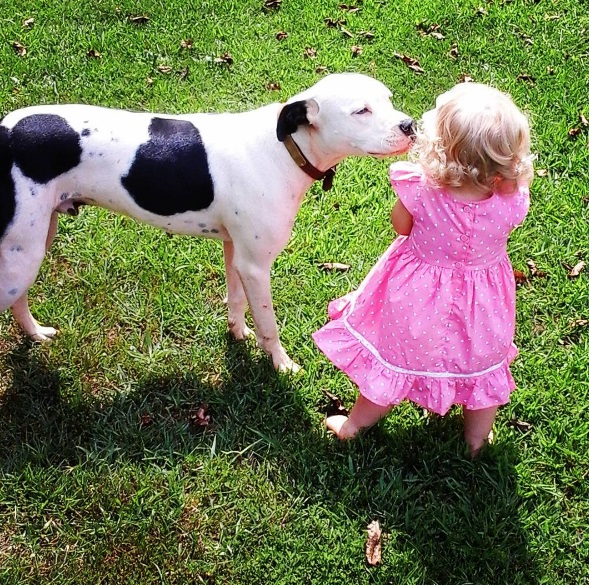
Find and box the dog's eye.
[354,107,371,115]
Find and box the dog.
[0,73,414,372]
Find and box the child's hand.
[391,200,413,235]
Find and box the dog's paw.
[32,326,59,342]
[276,358,301,374]
[230,324,253,341]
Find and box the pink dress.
[312,161,530,415]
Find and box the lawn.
[1,0,588,583]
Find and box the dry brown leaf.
[351,45,363,56]
[514,269,528,286]
[325,17,346,28]
[22,17,35,28]
[87,48,102,58]
[264,0,282,9]
[140,413,154,427]
[267,82,281,91]
[358,31,375,40]
[320,262,350,271]
[526,258,547,278]
[536,168,548,177]
[568,127,582,138]
[303,47,317,59]
[146,77,154,86]
[322,389,349,416]
[188,403,211,430]
[393,52,424,73]
[340,25,354,38]
[580,113,588,127]
[366,520,382,565]
[276,31,288,41]
[476,6,488,16]
[157,64,173,74]
[315,66,328,74]
[458,74,474,83]
[180,39,193,50]
[129,14,150,24]
[214,52,233,65]
[339,3,361,12]
[12,41,27,56]
[568,261,585,278]
[178,67,189,81]
[517,74,536,83]
[508,418,533,433]
[448,43,459,59]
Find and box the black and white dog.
[0,73,414,371]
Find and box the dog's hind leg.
[223,240,252,340]
[8,211,59,341]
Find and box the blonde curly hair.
[412,83,534,194]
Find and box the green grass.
[1,0,588,583]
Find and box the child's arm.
[390,200,413,235]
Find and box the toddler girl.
[313,82,533,456]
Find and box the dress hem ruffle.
[312,319,517,416]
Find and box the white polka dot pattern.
[312,161,530,416]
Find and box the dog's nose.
[399,118,416,136]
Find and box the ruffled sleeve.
[388,161,425,215]
[510,186,531,227]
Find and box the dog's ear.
[276,99,320,141]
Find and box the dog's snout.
[399,118,416,137]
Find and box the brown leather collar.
[282,134,336,191]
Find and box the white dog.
[0,73,414,371]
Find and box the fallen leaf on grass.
[276,31,288,41]
[351,45,363,56]
[580,113,588,127]
[513,269,528,286]
[568,261,585,278]
[448,43,459,59]
[393,52,424,74]
[457,74,474,83]
[12,41,27,56]
[339,3,361,13]
[22,17,35,28]
[128,14,150,24]
[526,258,547,278]
[568,127,582,138]
[87,48,102,58]
[322,389,349,417]
[416,21,445,40]
[157,64,173,74]
[303,47,317,59]
[508,419,533,433]
[188,403,211,430]
[536,169,548,177]
[140,413,154,427]
[315,66,328,74]
[267,82,281,91]
[325,17,346,28]
[264,0,282,9]
[517,74,536,83]
[214,52,233,65]
[180,39,193,50]
[366,520,382,565]
[320,262,350,271]
[358,31,375,41]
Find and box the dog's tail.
[0,124,16,240]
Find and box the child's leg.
[463,406,498,456]
[326,395,392,440]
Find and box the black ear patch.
[0,125,16,240]
[121,117,215,216]
[11,114,82,184]
[276,100,310,142]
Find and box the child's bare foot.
[325,415,359,440]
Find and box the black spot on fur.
[11,114,82,184]
[0,125,16,240]
[81,128,91,137]
[121,117,214,215]
[276,100,310,141]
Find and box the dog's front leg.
[232,256,299,373]
[223,240,252,340]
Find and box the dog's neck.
[282,134,336,191]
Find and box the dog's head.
[277,73,415,158]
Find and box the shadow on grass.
[0,339,539,584]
